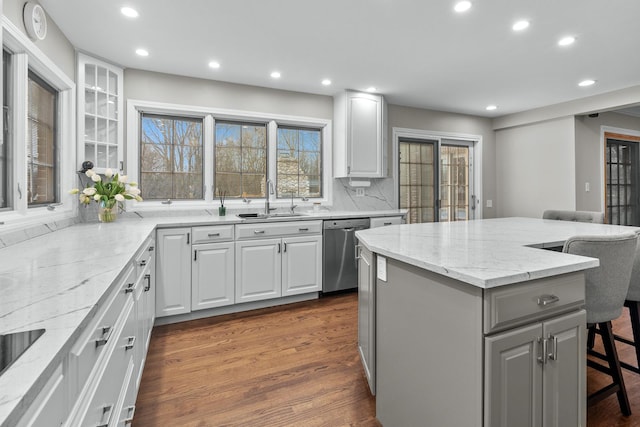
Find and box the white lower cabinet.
[156,228,192,317]
[357,245,375,395]
[192,242,235,310]
[235,238,282,302]
[16,363,67,427]
[282,235,322,296]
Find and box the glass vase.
[98,201,117,223]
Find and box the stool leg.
[588,325,596,350]
[600,321,632,416]
[629,301,640,370]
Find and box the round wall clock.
[23,2,47,41]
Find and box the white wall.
[496,116,576,218]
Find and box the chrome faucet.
[264,178,276,214]
[290,193,297,214]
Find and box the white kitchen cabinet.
[357,245,375,395]
[192,242,235,310]
[156,228,192,317]
[235,238,282,303]
[132,237,155,389]
[485,309,585,427]
[334,90,387,178]
[16,364,67,427]
[77,53,123,173]
[282,235,322,296]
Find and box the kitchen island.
[355,217,639,427]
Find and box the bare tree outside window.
[27,72,57,206]
[140,114,203,199]
[215,122,267,198]
[276,127,321,198]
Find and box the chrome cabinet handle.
[123,405,136,425]
[139,259,147,267]
[548,334,558,361]
[384,222,392,226]
[148,245,155,252]
[537,336,547,365]
[277,243,281,253]
[283,242,287,252]
[208,232,220,237]
[537,294,559,306]
[186,232,190,244]
[144,273,151,291]
[254,230,265,234]
[298,227,309,231]
[125,336,136,350]
[194,249,198,261]
[124,282,135,293]
[96,404,114,427]
[355,244,361,261]
[95,326,112,347]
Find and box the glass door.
[606,139,640,225]
[399,137,475,224]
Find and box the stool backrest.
[563,233,637,324]
[626,232,640,301]
[543,210,605,223]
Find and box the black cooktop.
[0,329,45,376]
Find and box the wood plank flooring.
[134,292,640,426]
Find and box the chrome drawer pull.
[548,334,558,361]
[125,336,136,350]
[144,273,151,291]
[298,227,309,231]
[139,259,147,267]
[254,230,265,234]
[537,337,547,365]
[95,326,113,347]
[123,405,136,425]
[96,404,114,427]
[537,294,559,306]
[384,222,392,226]
[124,282,135,293]
[148,245,155,252]
[208,232,220,237]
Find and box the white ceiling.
[39,0,640,117]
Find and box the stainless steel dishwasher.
[322,218,370,293]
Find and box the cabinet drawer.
[370,216,403,228]
[483,272,585,334]
[17,364,66,427]
[192,225,234,243]
[235,220,322,240]
[134,237,155,277]
[69,264,135,398]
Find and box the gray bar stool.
[543,210,605,223]
[564,232,637,416]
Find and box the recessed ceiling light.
[270,71,281,79]
[321,79,332,86]
[135,48,149,57]
[120,7,139,18]
[486,105,498,111]
[578,79,596,87]
[454,1,472,13]
[208,61,221,69]
[512,20,530,31]
[366,86,377,92]
[558,36,576,46]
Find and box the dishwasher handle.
[341,227,355,232]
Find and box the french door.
[605,137,640,226]
[398,137,475,224]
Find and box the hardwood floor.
[134,292,380,427]
[134,293,640,426]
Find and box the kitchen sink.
[0,328,45,376]
[236,212,307,220]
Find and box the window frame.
[126,99,332,212]
[275,125,323,199]
[0,16,75,229]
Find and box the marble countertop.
[356,217,640,289]
[0,208,405,427]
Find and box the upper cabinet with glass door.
[77,53,123,173]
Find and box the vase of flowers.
[70,168,142,223]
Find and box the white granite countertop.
[356,217,640,289]
[0,208,405,427]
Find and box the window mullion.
[12,52,28,214]
[267,120,277,201]
[204,115,214,202]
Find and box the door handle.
[144,273,151,291]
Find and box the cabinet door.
[347,92,384,177]
[485,323,543,427]
[235,239,282,303]
[357,246,375,394]
[156,228,192,317]
[282,235,322,296]
[542,310,586,427]
[192,242,235,310]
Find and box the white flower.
[128,182,137,187]
[79,194,90,204]
[93,194,101,201]
[135,195,143,202]
[91,174,102,182]
[104,168,113,178]
[114,194,125,202]
[82,187,97,196]
[69,188,79,194]
[85,169,96,178]
[127,187,141,196]
[118,175,128,183]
